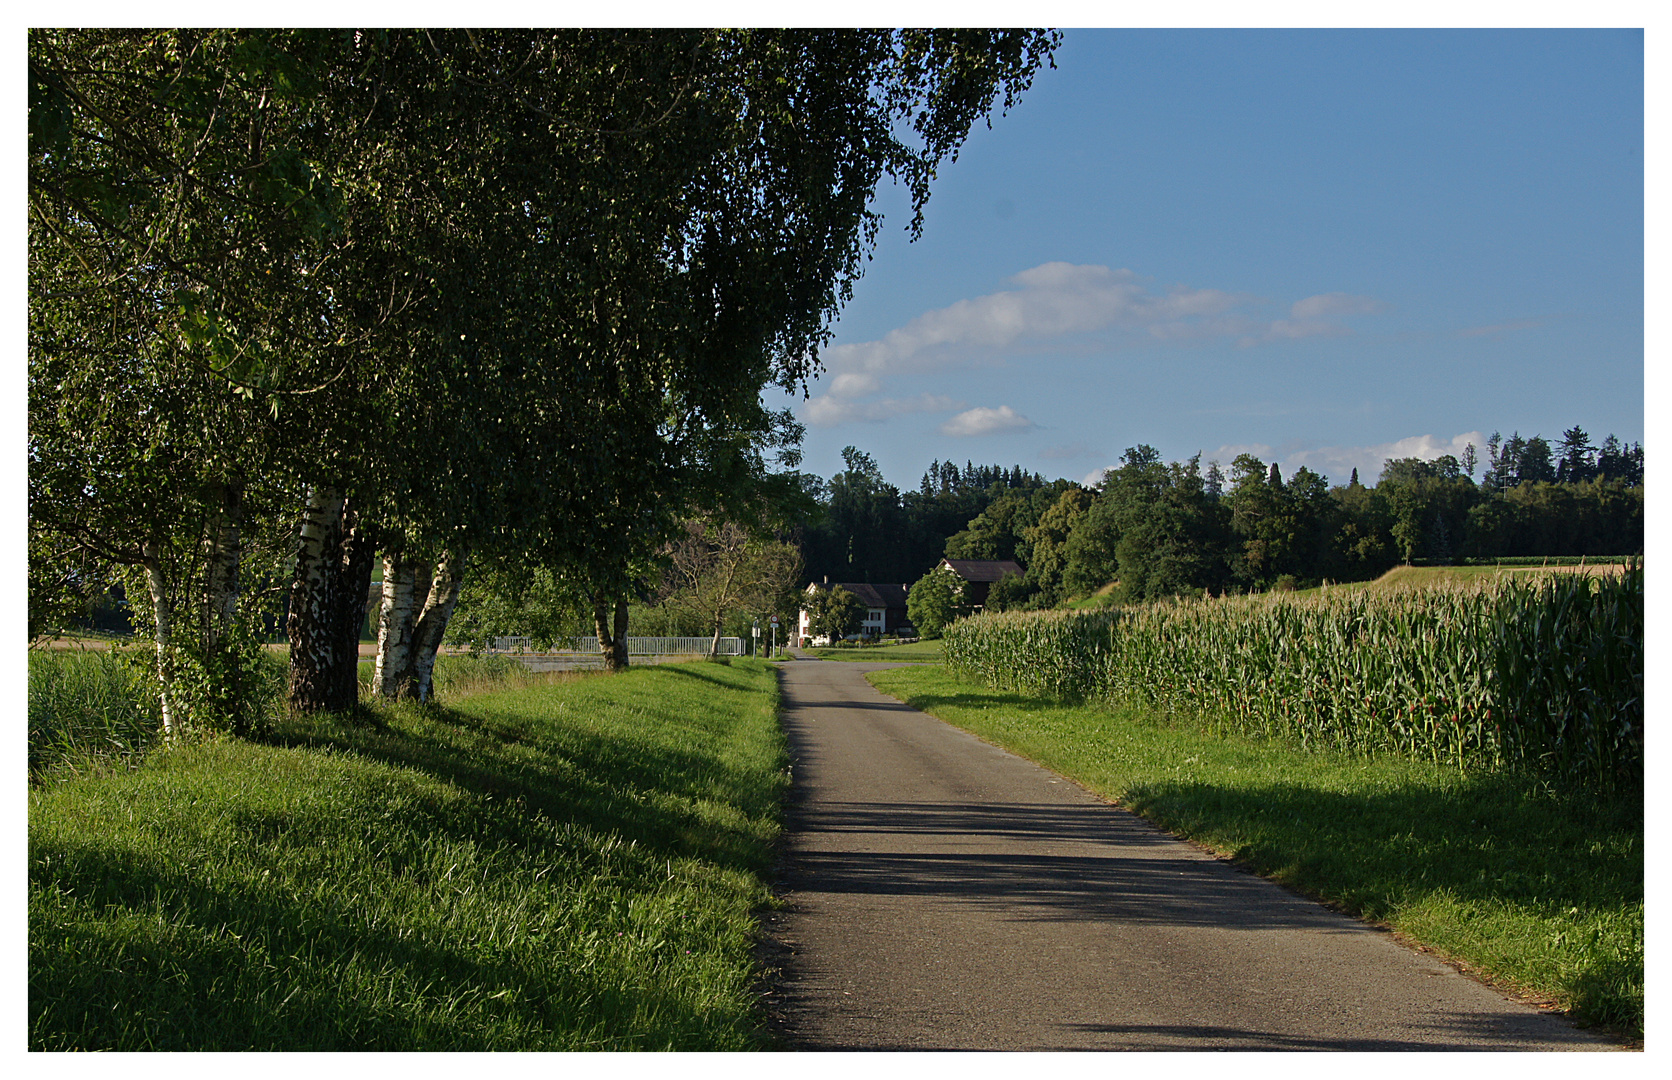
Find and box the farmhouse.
[938,558,1024,610]
[799,579,910,645]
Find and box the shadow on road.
[783,800,1346,932]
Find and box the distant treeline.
[797,426,1643,605]
[797,447,1066,586]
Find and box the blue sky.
[780,28,1645,490]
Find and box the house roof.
[940,559,1024,583]
[807,581,908,608]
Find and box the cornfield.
[945,567,1642,791]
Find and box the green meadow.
[29,654,789,1050]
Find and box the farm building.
[799,579,910,645]
[938,558,1024,610]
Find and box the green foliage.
[30,660,789,1050]
[158,623,286,738]
[1064,448,1234,600]
[1017,486,1092,605]
[984,570,1036,612]
[109,563,287,739]
[944,567,1643,793]
[804,457,1060,586]
[803,585,866,642]
[941,481,1072,565]
[31,28,1062,720]
[654,519,804,650]
[866,664,1642,1037]
[1464,478,1643,559]
[906,565,967,638]
[1378,456,1475,565]
[445,563,594,652]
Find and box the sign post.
[769,614,779,657]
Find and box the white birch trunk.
[141,541,174,740]
[410,549,468,702]
[286,486,345,711]
[374,554,428,700]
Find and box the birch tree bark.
[408,548,468,702]
[331,507,378,709]
[287,486,352,712]
[374,552,431,700]
[140,540,175,740]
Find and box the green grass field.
[804,638,945,662]
[30,657,789,1050]
[865,665,1642,1039]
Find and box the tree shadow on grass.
[260,673,783,877]
[33,661,793,1050]
[874,684,1066,716]
[30,832,748,1051]
[1122,774,1642,1033]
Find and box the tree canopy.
[30,28,1063,716]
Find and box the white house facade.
[798,579,911,645]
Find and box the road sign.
[769,615,779,625]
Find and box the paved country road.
[759,657,1616,1051]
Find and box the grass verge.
[865,664,1642,1039]
[30,658,788,1050]
[805,638,945,662]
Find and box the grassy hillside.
[29,657,789,1051]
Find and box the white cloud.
[1207,442,1277,465]
[819,262,1249,381]
[1284,432,1487,485]
[1255,319,1352,343]
[799,261,1389,429]
[827,371,881,398]
[939,405,1035,437]
[1081,466,1112,488]
[803,393,964,428]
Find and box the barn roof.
[940,559,1025,583]
[832,582,908,608]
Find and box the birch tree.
[32,28,1062,719]
[29,28,357,729]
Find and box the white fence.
[488,635,745,656]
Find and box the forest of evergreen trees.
[796,426,1643,608]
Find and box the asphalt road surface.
[761,657,1614,1051]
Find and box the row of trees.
[798,447,1060,585]
[1479,427,1643,491]
[938,430,1642,611]
[774,425,1636,634]
[29,29,1060,728]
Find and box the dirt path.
[761,657,1614,1051]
